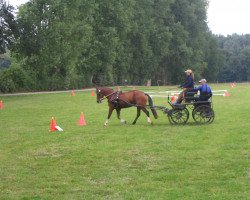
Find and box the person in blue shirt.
[193,79,212,101]
[176,69,194,104]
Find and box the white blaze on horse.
[96,87,158,126]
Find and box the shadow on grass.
[106,120,215,127]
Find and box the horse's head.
[96,87,114,103]
[96,88,104,103]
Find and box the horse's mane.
[101,87,114,92]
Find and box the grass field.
[0,83,249,199]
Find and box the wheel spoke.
[169,108,189,124]
[192,105,214,124]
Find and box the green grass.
[0,84,249,200]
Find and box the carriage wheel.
[192,105,215,124]
[168,108,189,125]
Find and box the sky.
[7,0,250,36]
[207,0,250,35]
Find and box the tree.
[8,0,221,91]
[217,34,250,82]
[0,0,17,54]
[0,50,11,69]
[14,0,94,89]
[203,33,224,82]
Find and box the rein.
[118,98,154,109]
[99,89,136,106]
[99,89,156,110]
[99,89,133,106]
[109,92,156,109]
[99,90,117,101]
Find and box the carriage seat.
[184,91,212,102]
[183,91,197,102]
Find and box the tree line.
[217,34,250,82]
[0,0,249,93]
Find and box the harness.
[98,89,159,115]
[99,90,152,108]
[99,90,122,103]
[99,91,117,101]
[110,91,121,101]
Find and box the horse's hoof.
[132,122,136,125]
[120,119,126,124]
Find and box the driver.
[175,69,194,104]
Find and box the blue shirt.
[180,75,194,88]
[193,84,212,95]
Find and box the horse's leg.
[141,107,153,125]
[116,108,126,124]
[132,107,141,125]
[104,106,114,126]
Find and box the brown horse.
[96,87,158,126]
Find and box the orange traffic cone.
[78,112,86,126]
[50,117,57,132]
[117,86,121,91]
[49,117,63,132]
[71,90,75,96]
[171,96,177,103]
[171,96,174,103]
[0,100,2,109]
[224,92,231,97]
[91,91,95,97]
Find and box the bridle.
[97,89,117,102]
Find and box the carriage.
[159,92,215,125]
[96,87,215,126]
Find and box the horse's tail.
[145,93,158,119]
